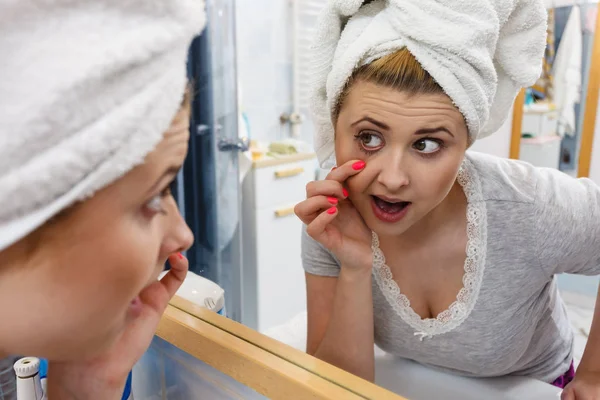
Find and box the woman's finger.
[295,195,339,224]
[160,253,189,300]
[560,387,574,400]
[114,254,190,359]
[325,159,366,182]
[137,253,188,314]
[305,179,347,199]
[306,206,338,243]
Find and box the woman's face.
[335,80,468,238]
[0,107,194,360]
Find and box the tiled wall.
[234,0,519,158]
[132,337,267,400]
[235,0,295,144]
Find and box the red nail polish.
[178,252,184,260]
[342,188,349,197]
[332,166,337,171]
[327,196,338,205]
[327,207,337,215]
[352,161,366,170]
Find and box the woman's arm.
[306,269,375,382]
[573,283,600,373]
[561,283,600,399]
[297,160,374,381]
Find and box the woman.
[0,1,204,398]
[295,1,600,398]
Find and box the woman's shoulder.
[465,151,569,205]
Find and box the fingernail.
[332,166,337,171]
[342,188,349,197]
[327,196,338,205]
[352,161,366,170]
[327,207,337,215]
[178,252,184,260]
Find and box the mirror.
[162,0,600,399]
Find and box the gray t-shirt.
[301,151,600,383]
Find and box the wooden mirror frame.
[157,296,406,400]
[509,6,600,177]
[578,6,600,177]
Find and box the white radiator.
[291,0,326,138]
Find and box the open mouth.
[371,196,411,223]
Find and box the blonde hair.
[334,48,444,119]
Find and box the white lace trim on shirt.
[371,157,488,340]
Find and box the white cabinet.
[241,154,317,332]
[520,135,562,169]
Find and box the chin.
[80,315,128,359]
[367,217,415,237]
[36,335,115,362]
[77,330,122,360]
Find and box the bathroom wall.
[558,274,599,297]
[235,0,295,144]
[235,0,517,158]
[470,108,514,158]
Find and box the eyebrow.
[351,117,454,137]
[415,127,454,137]
[146,165,182,195]
[351,117,390,130]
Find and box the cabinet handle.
[274,206,295,218]
[274,167,304,179]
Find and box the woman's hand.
[47,253,188,400]
[562,370,600,400]
[295,160,372,271]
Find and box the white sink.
[375,353,561,400]
[159,271,225,313]
[265,314,562,399]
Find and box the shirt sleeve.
[535,167,600,276]
[301,225,341,277]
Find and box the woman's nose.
[162,208,194,256]
[375,156,409,192]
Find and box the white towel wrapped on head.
[0,0,206,251]
[310,0,548,167]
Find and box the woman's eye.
[144,186,172,215]
[414,139,441,153]
[360,133,383,149]
[145,194,164,213]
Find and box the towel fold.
[0,0,206,251]
[310,0,548,167]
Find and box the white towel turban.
[0,0,206,251]
[310,0,548,167]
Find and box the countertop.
[375,354,562,400]
[250,152,316,168]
